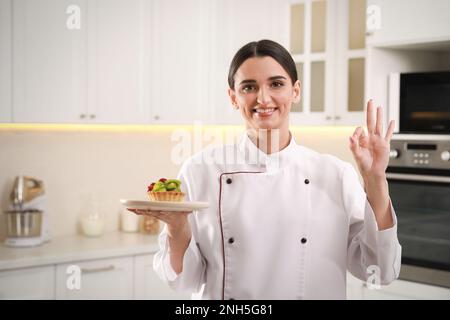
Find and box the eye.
[271,81,284,88]
[242,85,256,93]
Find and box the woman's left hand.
[349,100,395,179]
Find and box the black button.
[301,237,307,244]
[304,179,310,184]
[226,178,232,184]
[228,237,235,244]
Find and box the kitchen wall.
[0,125,358,240]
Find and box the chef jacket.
[153,132,402,299]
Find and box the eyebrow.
[238,76,287,86]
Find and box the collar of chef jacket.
[237,130,298,174]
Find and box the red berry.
[159,178,167,182]
[147,182,155,192]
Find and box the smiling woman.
[146,39,401,300]
[227,40,301,151]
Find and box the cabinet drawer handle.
[90,114,96,119]
[325,116,332,120]
[154,115,160,120]
[80,114,86,119]
[335,115,341,120]
[81,265,115,274]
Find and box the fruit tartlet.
[147,178,185,202]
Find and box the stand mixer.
[4,176,51,247]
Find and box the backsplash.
[0,125,358,240]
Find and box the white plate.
[120,199,209,212]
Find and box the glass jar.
[80,194,104,237]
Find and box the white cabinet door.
[149,0,211,125]
[210,0,289,125]
[0,0,12,122]
[366,0,450,47]
[55,256,134,299]
[362,279,450,300]
[12,0,88,123]
[347,272,450,300]
[134,254,192,300]
[0,266,55,300]
[87,0,151,124]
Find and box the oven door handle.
[387,172,450,183]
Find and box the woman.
[132,40,401,299]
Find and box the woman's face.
[228,56,301,131]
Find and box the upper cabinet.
[11,0,88,123]
[1,0,291,125]
[0,0,12,122]
[8,0,150,124]
[288,0,367,126]
[148,0,210,124]
[366,0,450,47]
[87,0,151,124]
[3,0,446,125]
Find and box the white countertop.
[0,231,160,271]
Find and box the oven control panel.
[389,135,450,170]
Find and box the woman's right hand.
[127,208,192,274]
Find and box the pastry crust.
[148,191,185,202]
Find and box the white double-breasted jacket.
[153,132,402,299]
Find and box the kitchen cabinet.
[366,0,450,48]
[346,272,450,300]
[0,254,194,300]
[0,266,55,299]
[0,232,197,300]
[55,256,134,299]
[288,0,366,126]
[148,0,210,124]
[362,280,450,300]
[134,254,191,299]
[11,0,88,123]
[0,0,12,122]
[2,0,379,125]
[87,0,151,124]
[10,0,150,124]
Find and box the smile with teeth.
[253,107,278,114]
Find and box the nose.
[257,86,271,105]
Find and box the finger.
[142,210,164,216]
[349,127,362,153]
[149,211,192,224]
[130,209,146,215]
[359,126,366,138]
[375,106,383,135]
[366,100,375,135]
[385,120,395,142]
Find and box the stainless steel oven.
[388,134,450,288]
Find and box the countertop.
[0,231,159,271]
